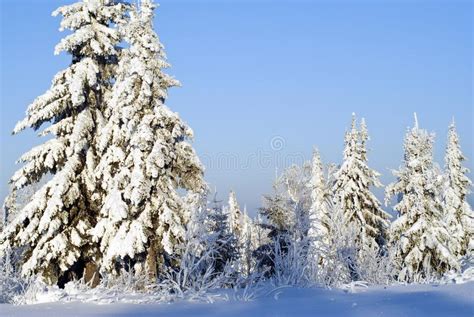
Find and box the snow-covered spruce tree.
[227,191,248,274]
[259,191,292,233]
[228,191,243,238]
[0,0,130,285]
[255,164,312,277]
[239,206,258,277]
[227,192,257,276]
[258,163,312,239]
[253,213,270,248]
[255,188,291,276]
[386,114,459,282]
[91,0,205,278]
[162,205,226,298]
[317,198,395,287]
[443,120,474,260]
[251,213,271,263]
[205,196,238,276]
[332,114,390,252]
[307,149,331,263]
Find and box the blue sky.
[0,0,472,214]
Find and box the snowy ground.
[1,282,473,317]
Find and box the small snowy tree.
[307,149,331,263]
[332,114,390,252]
[251,213,271,274]
[205,196,238,276]
[279,163,312,234]
[228,191,243,238]
[316,199,358,286]
[91,0,205,278]
[443,120,474,260]
[227,192,257,276]
[239,206,258,277]
[256,163,312,277]
[315,199,395,287]
[162,205,233,299]
[0,0,130,285]
[258,163,312,240]
[386,114,459,282]
[259,191,292,233]
[253,213,270,249]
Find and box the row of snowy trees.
[251,113,473,284]
[177,113,472,288]
[387,115,473,281]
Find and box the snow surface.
[1,282,473,317]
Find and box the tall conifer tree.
[443,120,473,260]
[386,114,458,281]
[332,114,389,251]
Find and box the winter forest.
[0,1,473,316]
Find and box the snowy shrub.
[269,232,314,287]
[438,254,474,285]
[11,270,168,305]
[355,243,396,285]
[12,278,67,305]
[157,205,240,302]
[255,163,312,280]
[313,201,395,288]
[313,207,357,287]
[0,249,35,304]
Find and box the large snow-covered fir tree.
[442,120,473,260]
[386,114,459,281]
[0,0,130,285]
[332,114,390,251]
[0,0,205,285]
[91,0,205,278]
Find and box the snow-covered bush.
[255,163,312,277]
[0,248,34,304]
[158,205,238,302]
[314,212,358,287]
[269,232,313,287]
[313,200,395,288]
[10,269,167,305]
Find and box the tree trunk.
[83,261,100,288]
[145,239,158,281]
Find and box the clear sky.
[0,0,472,215]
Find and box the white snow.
[1,282,473,317]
